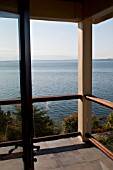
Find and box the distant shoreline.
[0,58,113,62]
[94,58,113,61]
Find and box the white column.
[78,20,92,141]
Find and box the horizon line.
[0,58,113,61]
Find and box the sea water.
[0,59,113,121]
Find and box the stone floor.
[0,137,113,170]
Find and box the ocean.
[0,59,113,122]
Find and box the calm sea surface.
[0,60,113,121]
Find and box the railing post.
[18,0,34,169]
[78,20,92,141]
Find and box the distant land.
[0,58,113,62]
[94,58,113,61]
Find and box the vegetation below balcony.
[0,106,113,152]
[0,106,59,142]
[62,112,113,152]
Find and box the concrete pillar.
[78,20,92,141]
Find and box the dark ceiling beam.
[82,0,113,23]
[59,0,83,2]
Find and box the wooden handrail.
[85,95,113,110]
[33,132,81,143]
[85,133,113,160]
[32,94,82,103]
[0,94,82,105]
[0,132,81,147]
[0,98,21,105]
[1,94,113,110]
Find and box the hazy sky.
[0,17,113,60]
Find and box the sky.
[0,17,113,60]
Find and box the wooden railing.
[0,94,81,148]
[2,94,112,109]
[0,132,81,160]
[0,93,113,160]
[85,133,113,160]
[85,95,113,110]
[85,95,113,160]
[0,94,82,105]
[0,132,81,147]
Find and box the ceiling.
[0,0,113,23]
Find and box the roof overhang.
[0,0,113,23]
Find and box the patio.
[0,137,113,170]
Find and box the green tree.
[12,105,59,137]
[0,106,22,141]
[103,113,113,131]
[91,114,105,133]
[62,113,107,134]
[0,105,59,142]
[33,106,59,137]
[62,113,78,133]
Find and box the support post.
[78,20,92,141]
[18,0,34,169]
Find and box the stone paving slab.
[0,159,23,170]
[90,160,109,170]
[34,137,113,170]
[0,137,113,170]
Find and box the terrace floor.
[0,137,113,170]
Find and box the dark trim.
[18,0,34,169]
[60,0,83,2]
[32,94,82,103]
[0,98,21,105]
[0,132,81,147]
[33,132,81,143]
[0,94,82,105]
[0,140,22,147]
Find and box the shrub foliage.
[0,104,113,145]
[0,105,58,142]
[62,113,113,133]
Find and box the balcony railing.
[85,95,113,110]
[0,94,81,147]
[0,94,82,105]
[0,93,113,161]
[85,95,113,160]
